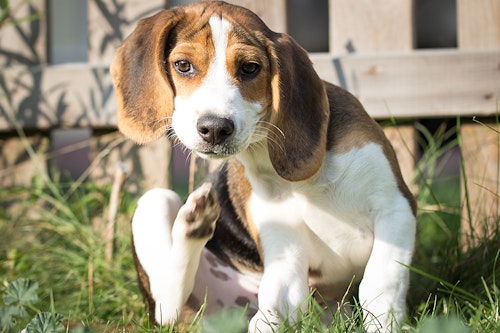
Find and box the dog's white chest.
[249,183,375,299]
[246,143,403,295]
[300,193,374,286]
[299,185,375,288]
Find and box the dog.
[111,1,417,332]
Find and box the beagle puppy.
[111,1,417,332]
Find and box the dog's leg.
[248,221,310,333]
[131,183,219,325]
[358,203,416,333]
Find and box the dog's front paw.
[248,310,280,333]
[363,311,400,333]
[175,182,220,239]
[154,299,179,326]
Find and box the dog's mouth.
[168,128,244,159]
[195,143,242,159]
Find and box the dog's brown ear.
[267,33,329,181]
[111,9,183,144]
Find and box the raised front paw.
[175,182,220,240]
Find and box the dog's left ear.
[267,33,329,181]
[111,9,183,144]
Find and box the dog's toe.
[179,183,220,239]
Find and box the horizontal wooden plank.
[0,64,117,131]
[1,49,499,131]
[312,49,500,118]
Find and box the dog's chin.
[196,151,231,160]
[192,143,246,160]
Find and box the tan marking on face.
[223,7,275,109]
[225,41,272,106]
[168,23,215,98]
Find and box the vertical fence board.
[330,0,413,55]
[383,125,416,190]
[457,0,500,243]
[226,0,286,32]
[457,0,500,49]
[460,123,500,246]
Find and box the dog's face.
[169,15,272,158]
[111,1,330,181]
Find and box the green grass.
[0,119,499,332]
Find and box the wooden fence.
[0,0,499,240]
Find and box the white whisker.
[150,116,173,126]
[258,120,285,139]
[253,121,286,154]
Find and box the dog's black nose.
[197,116,235,145]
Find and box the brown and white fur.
[111,1,417,332]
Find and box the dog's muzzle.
[194,115,238,158]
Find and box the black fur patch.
[205,162,263,271]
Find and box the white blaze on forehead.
[209,15,231,56]
[205,15,233,100]
[209,15,231,71]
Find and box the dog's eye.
[174,60,194,74]
[239,62,260,78]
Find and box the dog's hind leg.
[132,188,181,324]
[131,183,219,326]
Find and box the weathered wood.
[0,134,49,187]
[0,0,47,65]
[1,50,498,132]
[330,0,413,54]
[457,0,500,245]
[0,64,116,131]
[88,0,165,64]
[226,0,286,32]
[383,125,417,190]
[312,49,500,118]
[460,122,500,246]
[457,0,500,49]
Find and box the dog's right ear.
[111,9,183,144]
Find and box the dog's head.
[111,1,329,181]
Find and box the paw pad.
[181,183,220,239]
